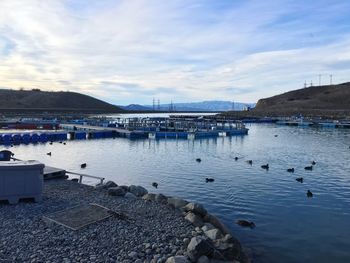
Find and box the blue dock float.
[0,132,68,146]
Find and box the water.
[4,124,350,263]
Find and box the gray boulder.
[197,255,210,263]
[142,193,156,201]
[124,192,137,199]
[201,223,215,232]
[203,213,231,235]
[184,202,207,217]
[155,193,168,203]
[212,239,242,261]
[187,236,213,262]
[165,256,191,263]
[204,228,223,241]
[185,212,204,227]
[105,181,118,188]
[108,186,126,197]
[128,185,148,197]
[167,197,188,209]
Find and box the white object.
[0,160,44,204]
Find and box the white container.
[0,160,44,204]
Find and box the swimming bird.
[81,163,87,168]
[274,135,278,137]
[47,152,52,156]
[247,160,253,165]
[296,177,303,183]
[63,142,66,145]
[234,157,239,161]
[59,141,63,144]
[261,164,269,170]
[287,168,295,173]
[236,220,256,228]
[152,182,158,188]
[49,141,53,145]
[304,166,313,171]
[196,158,202,163]
[307,190,313,198]
[311,161,316,165]
[206,178,215,182]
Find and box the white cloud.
[0,0,350,105]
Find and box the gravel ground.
[0,179,195,263]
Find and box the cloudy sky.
[1,0,350,105]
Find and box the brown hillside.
[255,82,350,111]
[0,89,123,113]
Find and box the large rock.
[167,197,188,209]
[203,213,231,235]
[128,185,148,197]
[125,192,137,199]
[165,256,191,263]
[197,255,210,263]
[187,236,213,262]
[212,239,242,261]
[201,223,215,232]
[184,202,207,217]
[105,181,118,188]
[108,186,126,197]
[204,228,223,241]
[155,193,168,203]
[185,212,204,227]
[142,193,156,201]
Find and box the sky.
[1,0,350,105]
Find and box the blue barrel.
[31,133,39,143]
[2,134,12,145]
[22,134,31,144]
[39,133,48,143]
[75,132,86,140]
[12,134,21,144]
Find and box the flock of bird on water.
[193,135,317,229]
[43,135,317,230]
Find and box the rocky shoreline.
[0,179,249,263]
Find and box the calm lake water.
[4,124,350,263]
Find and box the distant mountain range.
[120,100,256,112]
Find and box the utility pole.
[318,74,322,86]
[152,98,155,111]
[157,99,160,110]
[304,81,307,88]
[231,100,235,111]
[310,81,313,87]
[330,74,333,85]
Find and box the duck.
[261,164,269,170]
[236,220,256,228]
[311,161,316,165]
[59,141,63,144]
[247,160,253,165]
[196,158,202,163]
[287,168,295,173]
[63,142,66,145]
[206,178,215,182]
[274,135,278,137]
[81,163,87,168]
[307,190,313,198]
[234,157,239,161]
[152,182,158,188]
[296,177,303,183]
[304,166,313,171]
[49,141,53,145]
[47,152,52,156]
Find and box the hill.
[221,82,350,119]
[0,89,124,114]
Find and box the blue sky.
[0,0,350,105]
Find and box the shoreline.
[0,178,249,263]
